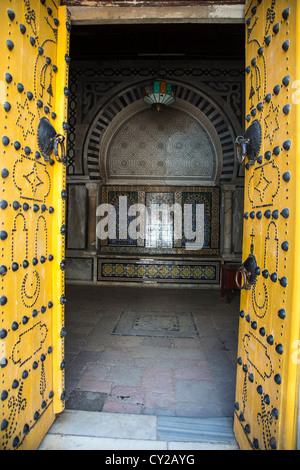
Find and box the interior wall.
[65,57,245,286]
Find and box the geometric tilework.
[81,79,239,183]
[101,185,220,255]
[98,259,220,284]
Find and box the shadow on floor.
[64,285,240,419]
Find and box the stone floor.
[64,284,240,419]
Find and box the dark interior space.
[69,23,245,61]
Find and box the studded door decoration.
[0,1,70,450]
[234,0,300,450]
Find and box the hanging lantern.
[143,79,175,111]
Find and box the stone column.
[86,182,100,250]
[222,185,235,257]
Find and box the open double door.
[0,0,299,450]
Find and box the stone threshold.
[38,410,239,450]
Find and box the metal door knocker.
[37,117,66,164]
[235,119,262,165]
[53,133,66,163]
[235,254,258,290]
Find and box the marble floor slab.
[38,410,239,450]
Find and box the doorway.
[64,20,245,419]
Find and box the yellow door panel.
[234,0,300,450]
[0,0,70,450]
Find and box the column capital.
[222,184,235,192]
[86,182,101,192]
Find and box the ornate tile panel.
[107,189,138,246]
[98,258,220,284]
[101,185,220,255]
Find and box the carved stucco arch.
[83,80,238,184]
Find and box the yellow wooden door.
[234,0,300,450]
[0,0,70,450]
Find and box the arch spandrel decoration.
[83,80,238,184]
[99,99,222,186]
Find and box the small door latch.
[235,119,262,165]
[235,254,258,290]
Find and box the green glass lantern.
[143,79,175,111]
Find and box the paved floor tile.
[100,349,134,366]
[172,338,201,349]
[112,336,144,348]
[174,362,211,380]
[76,363,108,379]
[102,397,143,414]
[111,385,145,405]
[70,350,103,365]
[142,367,174,394]
[142,337,174,348]
[64,285,239,418]
[66,390,107,412]
[174,379,220,404]
[76,378,112,394]
[108,364,143,386]
[133,356,178,369]
[144,392,175,410]
[174,401,224,418]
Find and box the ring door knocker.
[37,117,66,164]
[235,254,258,290]
[235,119,262,166]
[53,133,66,163]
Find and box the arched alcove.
[99,99,223,186]
[83,80,238,184]
[66,77,244,284]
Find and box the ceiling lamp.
[143,79,175,111]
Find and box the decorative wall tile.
[107,107,217,184]
[101,185,220,255]
[145,192,174,249]
[98,259,219,284]
[107,190,138,247]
